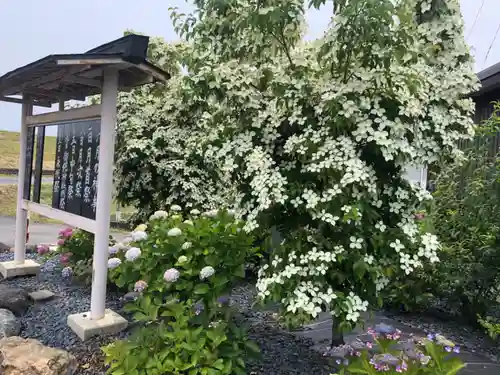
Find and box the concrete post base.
[0,259,40,279]
[67,309,128,341]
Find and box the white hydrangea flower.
[108,246,119,255]
[190,209,201,215]
[134,224,147,232]
[170,205,182,212]
[108,258,122,269]
[164,268,180,282]
[200,266,215,279]
[177,255,188,264]
[131,231,147,241]
[125,247,142,261]
[181,242,192,250]
[150,210,168,220]
[183,220,194,225]
[167,228,182,237]
[203,209,218,218]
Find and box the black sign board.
[52,119,100,219]
[23,127,36,200]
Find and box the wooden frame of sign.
[0,34,169,341]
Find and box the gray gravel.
[0,252,334,375]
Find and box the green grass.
[0,184,60,223]
[0,130,56,170]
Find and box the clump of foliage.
[332,323,465,375]
[429,104,500,324]
[40,227,115,285]
[103,207,261,375]
[114,0,478,344]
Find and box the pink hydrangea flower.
[57,239,65,246]
[134,280,148,293]
[36,245,49,255]
[60,253,71,265]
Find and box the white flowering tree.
[113,32,235,222]
[120,0,479,344]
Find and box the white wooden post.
[90,69,118,320]
[14,100,33,264]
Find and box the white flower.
[131,231,147,241]
[108,246,119,255]
[200,266,215,279]
[122,237,133,245]
[115,242,128,251]
[203,209,218,218]
[181,242,192,250]
[108,258,122,269]
[171,215,182,220]
[164,268,180,282]
[190,209,201,215]
[183,220,194,226]
[177,255,188,264]
[134,224,147,232]
[363,255,374,265]
[170,205,182,212]
[167,228,182,237]
[125,247,142,261]
[150,210,168,220]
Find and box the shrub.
[41,227,115,285]
[332,323,465,375]
[103,208,261,375]
[429,109,500,323]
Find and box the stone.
[0,337,77,375]
[0,259,41,279]
[0,285,30,316]
[123,291,140,302]
[28,290,55,302]
[0,309,20,338]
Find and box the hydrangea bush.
[39,227,115,285]
[103,207,261,374]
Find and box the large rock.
[0,285,30,316]
[0,309,20,338]
[0,337,77,375]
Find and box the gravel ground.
[4,250,497,374]
[0,252,333,375]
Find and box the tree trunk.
[331,317,345,347]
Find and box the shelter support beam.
[0,100,41,278]
[67,69,127,341]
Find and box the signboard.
[52,119,100,219]
[404,165,427,189]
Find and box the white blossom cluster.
[121,0,478,325]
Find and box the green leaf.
[194,283,210,294]
[244,341,260,354]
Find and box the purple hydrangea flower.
[61,266,73,278]
[217,296,230,305]
[194,302,204,315]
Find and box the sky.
[0,0,498,133]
